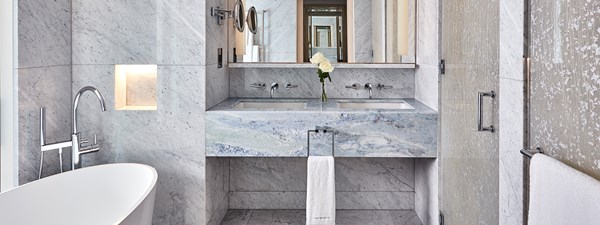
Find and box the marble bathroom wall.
[229,68,415,100]
[413,0,439,224]
[530,0,600,179]
[17,0,73,184]
[71,0,208,224]
[498,0,524,224]
[205,0,232,224]
[228,158,416,210]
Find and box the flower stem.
[321,82,328,103]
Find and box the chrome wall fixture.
[307,126,336,157]
[211,6,231,25]
[39,86,107,179]
[211,0,245,32]
[520,147,543,159]
[478,91,496,133]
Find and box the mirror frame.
[246,7,258,34]
[233,0,245,32]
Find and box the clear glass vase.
[320,82,328,103]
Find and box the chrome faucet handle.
[284,83,298,89]
[249,83,266,89]
[376,83,393,90]
[345,83,361,90]
[94,134,98,145]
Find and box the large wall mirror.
[230,0,416,65]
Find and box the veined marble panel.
[354,0,373,62]
[414,65,439,111]
[157,0,206,65]
[73,0,205,65]
[206,158,230,224]
[229,158,414,192]
[18,0,71,68]
[206,65,230,109]
[18,66,72,183]
[228,158,416,210]
[230,68,415,99]
[415,158,438,225]
[229,191,414,210]
[72,65,207,225]
[206,99,436,157]
[220,209,422,225]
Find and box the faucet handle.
[249,83,266,89]
[376,83,393,90]
[284,83,298,90]
[345,83,361,90]
[93,134,98,145]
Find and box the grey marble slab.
[18,0,71,68]
[220,210,422,225]
[207,158,230,223]
[230,68,415,99]
[206,98,436,157]
[18,66,73,183]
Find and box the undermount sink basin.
[233,100,307,110]
[337,100,414,110]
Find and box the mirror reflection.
[231,0,415,64]
[233,0,245,32]
[247,7,258,34]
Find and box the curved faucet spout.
[73,86,106,134]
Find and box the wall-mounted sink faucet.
[270,83,279,98]
[364,83,374,99]
[39,86,107,176]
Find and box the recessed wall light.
[115,64,158,111]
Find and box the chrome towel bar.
[521,147,543,158]
[307,126,336,157]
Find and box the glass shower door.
[439,0,500,224]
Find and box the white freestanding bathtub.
[0,163,157,225]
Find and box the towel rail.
[307,126,336,157]
[520,147,543,158]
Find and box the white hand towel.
[528,154,600,225]
[306,156,335,225]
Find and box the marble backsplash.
[230,68,415,99]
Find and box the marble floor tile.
[220,209,422,225]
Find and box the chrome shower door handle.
[477,91,496,133]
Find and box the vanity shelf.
[228,63,417,69]
[206,98,437,158]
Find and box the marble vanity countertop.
[206,98,437,158]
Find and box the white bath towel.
[306,156,335,225]
[528,154,600,225]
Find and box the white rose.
[318,60,334,73]
[310,52,327,65]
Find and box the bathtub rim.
[0,163,158,225]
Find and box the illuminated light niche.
[115,65,158,110]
